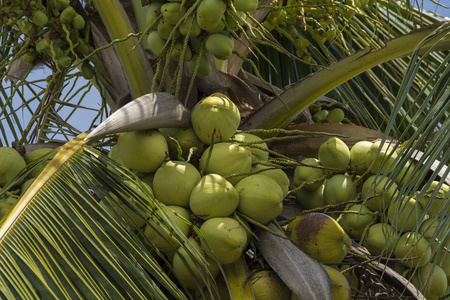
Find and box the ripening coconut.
[286,213,352,264]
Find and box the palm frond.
[0,134,218,299]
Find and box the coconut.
[143,205,191,252]
[291,183,326,210]
[159,127,204,161]
[199,142,252,184]
[361,222,398,256]
[250,270,291,300]
[232,132,269,163]
[387,196,423,232]
[322,265,352,300]
[191,93,240,145]
[286,213,351,264]
[235,174,284,224]
[418,181,450,217]
[323,174,357,205]
[338,204,376,240]
[366,140,398,175]
[411,264,447,300]
[293,158,325,191]
[324,108,345,124]
[251,164,290,198]
[24,147,54,178]
[200,217,247,265]
[361,175,398,212]
[172,237,220,290]
[318,137,350,170]
[0,147,26,187]
[117,130,168,173]
[349,141,372,175]
[152,161,201,207]
[394,231,431,268]
[189,174,239,220]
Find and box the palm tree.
[0,0,449,298]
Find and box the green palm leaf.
[0,134,218,299]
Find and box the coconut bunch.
[1,0,94,77]
[102,92,294,290]
[262,0,381,60]
[289,136,450,299]
[143,0,260,77]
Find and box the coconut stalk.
[240,22,450,133]
[92,0,154,99]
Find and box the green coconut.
[418,181,450,217]
[394,231,431,268]
[293,158,325,191]
[361,222,398,256]
[232,132,269,163]
[199,142,252,184]
[117,130,168,173]
[189,174,239,220]
[143,205,191,252]
[0,147,26,187]
[349,141,373,175]
[323,174,356,205]
[291,183,326,210]
[159,127,204,160]
[200,217,247,265]
[338,204,376,240]
[318,137,350,170]
[366,140,398,175]
[191,93,240,145]
[361,175,398,212]
[250,270,292,300]
[411,264,448,300]
[251,164,290,198]
[152,161,201,207]
[172,237,220,290]
[235,174,284,224]
[387,196,423,232]
[24,147,54,178]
